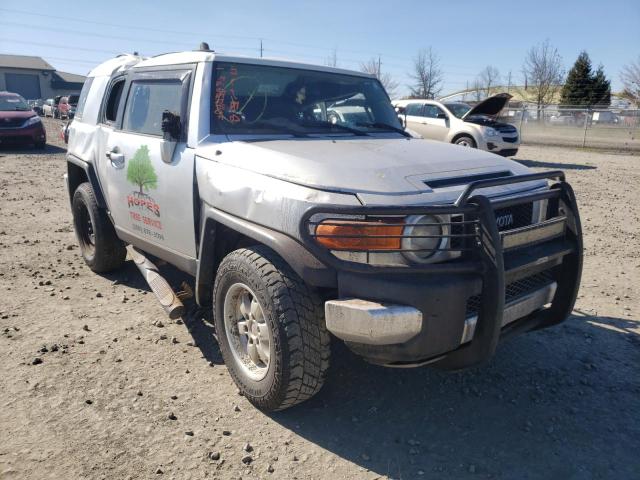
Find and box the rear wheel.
[213,246,330,411]
[72,182,126,272]
[454,135,477,148]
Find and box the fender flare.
[195,205,336,306]
[66,154,108,209]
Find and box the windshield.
[0,95,31,112]
[444,102,471,119]
[211,62,402,136]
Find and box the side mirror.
[161,110,181,141]
[160,110,181,163]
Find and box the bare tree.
[522,39,564,118]
[478,65,500,96]
[408,47,443,99]
[361,56,400,99]
[471,79,483,101]
[325,48,339,68]
[620,56,640,104]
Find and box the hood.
[0,110,35,120]
[463,93,511,119]
[198,137,538,204]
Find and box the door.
[102,69,197,259]
[403,103,430,137]
[420,104,450,141]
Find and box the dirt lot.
[1,118,638,480]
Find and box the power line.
[0,7,483,72]
[0,37,121,55]
[0,21,259,53]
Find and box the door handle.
[106,149,125,168]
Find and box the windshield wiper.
[250,120,310,138]
[300,120,370,137]
[356,121,411,138]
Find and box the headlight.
[23,116,42,127]
[401,215,445,262]
[484,127,499,137]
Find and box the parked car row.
[41,94,80,119]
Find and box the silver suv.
[394,94,520,156]
[65,48,582,411]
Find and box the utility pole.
[260,39,263,58]
[507,70,512,94]
[377,55,381,78]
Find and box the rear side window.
[405,103,423,116]
[122,80,183,136]
[103,79,125,124]
[74,77,93,120]
[423,104,444,118]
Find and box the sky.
[1,0,638,97]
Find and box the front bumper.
[0,123,46,145]
[302,171,582,368]
[481,134,519,156]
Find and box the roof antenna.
[199,42,212,51]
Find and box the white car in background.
[394,94,520,157]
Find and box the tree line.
[325,42,640,108]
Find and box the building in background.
[0,54,86,100]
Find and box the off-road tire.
[34,141,46,150]
[72,182,126,272]
[454,135,477,148]
[213,246,331,411]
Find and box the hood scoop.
[424,170,512,189]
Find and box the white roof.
[89,50,372,79]
[393,99,440,105]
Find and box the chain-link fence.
[500,105,640,152]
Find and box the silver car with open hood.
[394,94,520,157]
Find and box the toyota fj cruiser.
[65,47,582,411]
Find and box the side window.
[103,79,125,124]
[74,77,94,120]
[423,105,445,119]
[405,103,423,116]
[122,80,183,136]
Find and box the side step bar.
[127,246,185,319]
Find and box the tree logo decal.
[126,145,161,218]
[126,145,158,193]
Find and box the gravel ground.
[1,118,638,480]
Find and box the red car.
[0,91,46,149]
[58,94,79,119]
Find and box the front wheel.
[454,135,477,148]
[72,182,126,272]
[213,247,330,411]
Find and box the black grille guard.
[300,170,583,369]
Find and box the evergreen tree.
[590,65,611,107]
[560,51,593,106]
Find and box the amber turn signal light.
[314,220,403,251]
